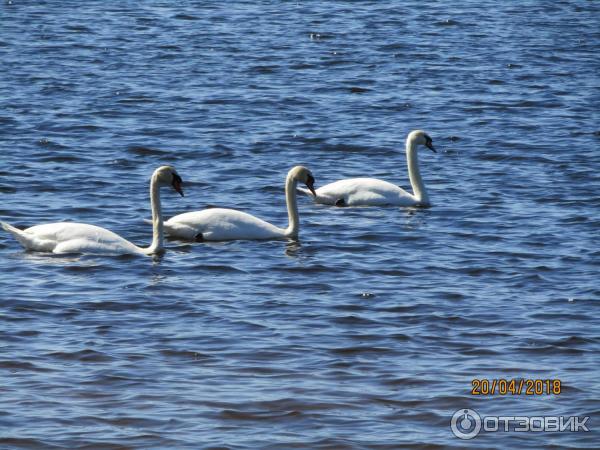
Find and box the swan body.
[163,166,316,241]
[162,208,290,241]
[1,166,184,255]
[299,130,436,207]
[300,177,420,207]
[1,222,146,254]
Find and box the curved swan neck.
[146,173,164,254]
[284,172,300,238]
[406,136,429,205]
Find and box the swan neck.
[284,173,299,238]
[406,138,429,205]
[147,174,163,254]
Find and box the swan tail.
[1,221,59,251]
[144,218,172,231]
[0,221,40,250]
[296,187,336,205]
[296,186,323,203]
[166,223,199,240]
[145,218,195,240]
[297,186,317,199]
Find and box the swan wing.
[166,208,285,241]
[313,178,416,206]
[4,222,142,254]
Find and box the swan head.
[408,130,436,153]
[153,165,184,196]
[289,165,316,196]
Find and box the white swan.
[161,166,315,241]
[1,166,184,255]
[299,130,436,207]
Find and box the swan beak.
[172,179,184,197]
[425,141,437,153]
[306,176,316,196]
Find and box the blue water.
[1,1,599,448]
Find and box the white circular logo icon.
[451,408,482,439]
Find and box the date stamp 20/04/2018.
[471,379,562,396]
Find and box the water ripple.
[0,1,598,449]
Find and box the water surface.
[1,1,599,448]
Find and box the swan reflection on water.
[284,239,302,258]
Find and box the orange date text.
[471,378,561,396]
